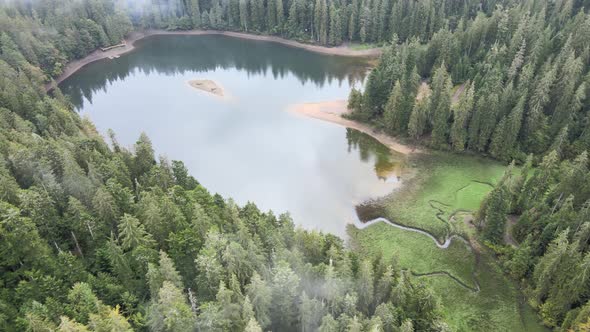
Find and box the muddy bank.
[46,30,383,91]
[288,100,420,155]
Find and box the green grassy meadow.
[378,152,506,240]
[349,152,547,331]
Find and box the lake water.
[60,35,407,236]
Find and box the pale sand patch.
[288,100,421,155]
[188,79,225,98]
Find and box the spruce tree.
[450,82,475,151]
[239,0,249,31]
[348,0,359,40]
[489,96,525,160]
[267,0,277,31]
[191,0,201,27]
[276,0,285,34]
[383,81,404,134]
[430,65,453,147]
[319,0,329,45]
[328,5,342,45]
[408,96,430,139]
[314,0,323,41]
[480,186,509,244]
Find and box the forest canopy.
[0,0,451,331]
[2,0,590,330]
[343,0,590,329]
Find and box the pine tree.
[133,132,156,181]
[383,81,404,134]
[489,95,525,160]
[450,82,475,151]
[375,0,389,41]
[348,87,363,114]
[157,250,183,289]
[239,0,249,31]
[348,0,359,40]
[319,0,329,45]
[550,125,570,158]
[356,260,374,314]
[313,0,323,41]
[300,292,324,331]
[474,93,500,152]
[480,186,509,244]
[319,314,338,332]
[88,305,132,332]
[359,6,370,43]
[270,261,300,329]
[389,0,402,40]
[191,0,201,27]
[276,0,285,34]
[430,65,453,147]
[244,317,263,332]
[118,213,155,250]
[287,0,300,36]
[246,272,272,329]
[533,230,570,305]
[251,0,265,32]
[408,96,430,139]
[328,5,342,45]
[267,0,277,31]
[524,64,555,152]
[229,0,240,27]
[147,281,195,332]
[508,40,526,81]
[67,283,100,324]
[59,316,90,331]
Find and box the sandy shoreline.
[46,29,383,91]
[288,100,421,155]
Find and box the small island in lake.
[188,79,224,97]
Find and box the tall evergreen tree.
[489,95,525,160]
[191,0,202,27]
[450,82,475,151]
[383,81,405,134]
[430,65,453,147]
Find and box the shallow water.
[60,35,407,236]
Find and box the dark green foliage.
[348,0,590,162]
[479,149,590,328]
[2,0,590,329]
[479,186,509,244]
[0,2,449,330]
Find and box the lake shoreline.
[46,29,383,91]
[288,100,421,155]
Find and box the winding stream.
[352,216,469,249]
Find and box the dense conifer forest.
[345,0,590,329]
[2,0,590,330]
[348,0,590,162]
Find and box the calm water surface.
[60,35,406,236]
